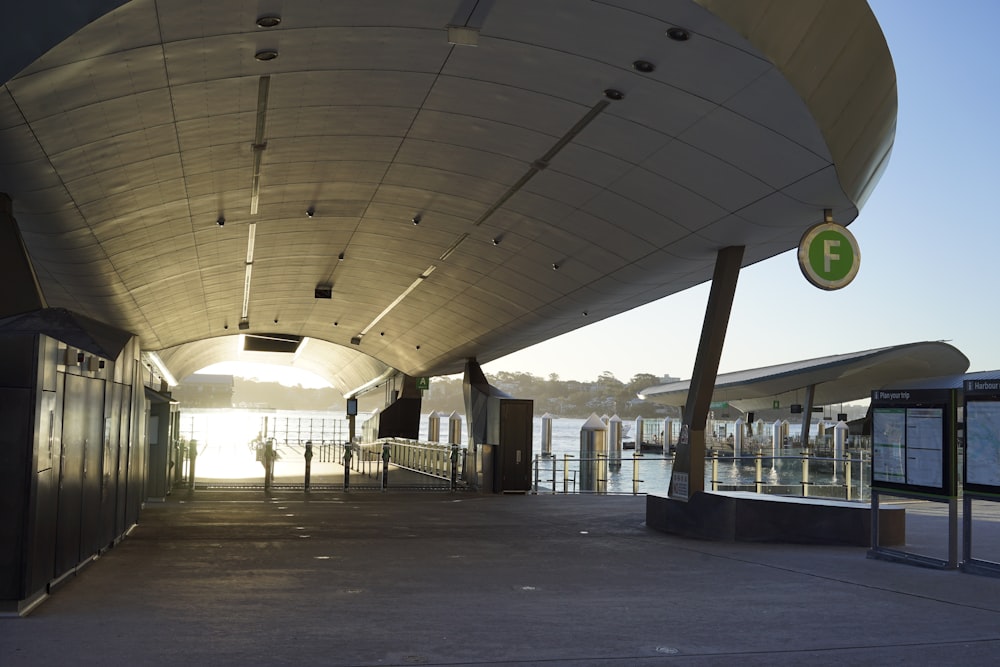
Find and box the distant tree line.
[176,371,678,420]
[422,371,679,420]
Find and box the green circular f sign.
[798,222,860,290]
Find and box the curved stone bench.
[646,490,905,546]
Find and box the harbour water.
[519,416,868,498]
[178,410,868,498]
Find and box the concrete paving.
[4,490,1000,666]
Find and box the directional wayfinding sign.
[798,222,860,290]
[869,388,960,570]
[415,377,430,391]
[962,379,1000,496]
[870,388,956,497]
[960,379,1000,576]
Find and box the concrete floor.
[4,490,1000,666]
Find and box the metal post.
[187,439,197,491]
[870,490,880,549]
[381,443,390,491]
[801,451,809,497]
[550,454,556,495]
[845,452,852,501]
[711,450,718,491]
[755,453,762,494]
[633,452,642,495]
[598,453,607,494]
[563,454,571,494]
[304,441,313,491]
[949,497,959,569]
[533,454,540,494]
[343,443,352,491]
[450,444,459,491]
[963,494,973,568]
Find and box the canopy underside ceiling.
[0,0,896,389]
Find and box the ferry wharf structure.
[0,0,911,625]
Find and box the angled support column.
[0,193,47,318]
[800,383,816,449]
[669,245,744,501]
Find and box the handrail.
[531,451,870,499]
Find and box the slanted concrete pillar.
[799,383,816,449]
[669,245,744,501]
[0,193,47,318]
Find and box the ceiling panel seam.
[310,41,462,331]
[155,0,209,344]
[4,79,161,343]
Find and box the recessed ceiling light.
[306,207,315,218]
[411,215,421,225]
[255,49,279,61]
[216,216,225,226]
[552,263,560,270]
[603,89,624,101]
[666,27,690,41]
[256,15,281,28]
[632,60,655,73]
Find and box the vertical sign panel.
[963,379,1000,497]
[873,408,905,484]
[870,389,955,498]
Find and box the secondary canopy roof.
[637,342,971,412]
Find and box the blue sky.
[484,0,1000,383]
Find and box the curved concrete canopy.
[637,342,971,412]
[0,1,895,391]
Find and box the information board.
[963,379,1000,496]
[870,389,955,497]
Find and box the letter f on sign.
[823,239,841,273]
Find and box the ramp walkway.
[190,440,461,491]
[4,492,1000,665]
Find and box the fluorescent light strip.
[359,265,436,336]
[344,367,398,399]
[144,351,178,387]
[241,264,253,319]
[439,233,468,261]
[242,223,256,320]
[250,150,263,215]
[471,100,609,228]
[246,222,257,263]
[250,76,270,215]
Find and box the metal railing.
[532,450,871,500]
[341,439,467,490]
